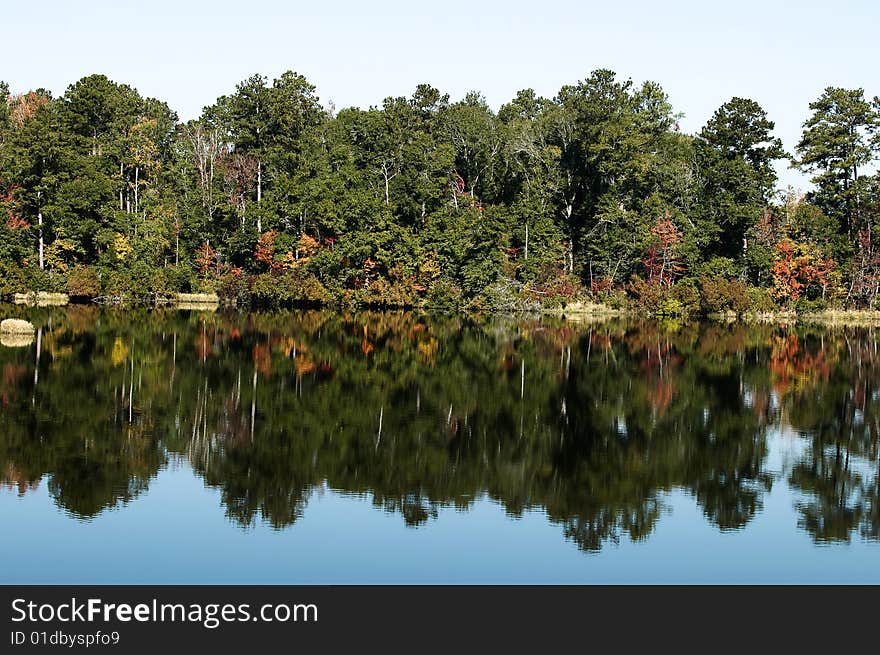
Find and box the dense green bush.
[362,278,416,307]
[217,271,252,306]
[163,265,197,294]
[794,297,829,313]
[101,261,157,299]
[250,272,331,307]
[627,276,699,317]
[424,279,463,311]
[746,286,776,313]
[699,276,750,315]
[0,261,33,296]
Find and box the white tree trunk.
[256,160,262,233]
[37,200,44,271]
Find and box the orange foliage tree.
[195,241,217,275]
[255,230,278,270]
[771,239,836,302]
[643,216,685,286]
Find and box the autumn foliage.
[255,230,278,269]
[770,239,836,303]
[195,241,217,275]
[643,216,685,286]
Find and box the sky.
[2,0,878,190]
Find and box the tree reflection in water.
[1,307,879,551]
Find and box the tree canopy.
[1,71,879,313]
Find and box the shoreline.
[7,293,880,327]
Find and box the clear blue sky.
[3,0,878,189]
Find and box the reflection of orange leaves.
[252,343,272,376]
[749,389,771,423]
[418,337,439,365]
[230,327,241,340]
[770,334,798,395]
[1,464,39,496]
[361,325,374,356]
[590,331,611,351]
[2,364,27,407]
[769,334,831,396]
[498,353,518,372]
[295,355,316,376]
[111,337,129,367]
[649,380,675,417]
[195,331,212,360]
[638,341,681,374]
[3,363,26,386]
[697,325,747,356]
[278,337,304,358]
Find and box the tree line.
[1,71,878,313]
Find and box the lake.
[1,307,879,583]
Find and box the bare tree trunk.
[134,165,139,215]
[375,406,383,450]
[250,369,257,439]
[37,190,44,271]
[33,327,41,389]
[256,160,262,233]
[129,355,134,424]
[524,222,529,260]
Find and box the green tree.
[796,87,878,238]
[697,97,786,267]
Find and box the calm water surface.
[2,307,879,583]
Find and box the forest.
[0,70,878,315]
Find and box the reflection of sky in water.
[2,426,878,584]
